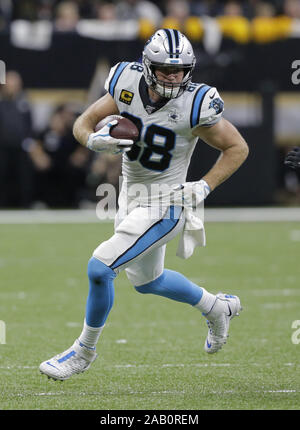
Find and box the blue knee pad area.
[135,269,203,306]
[87,256,116,284]
[85,257,116,327]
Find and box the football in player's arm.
[39,29,248,381]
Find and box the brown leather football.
[95,115,139,142]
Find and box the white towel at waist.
[176,206,206,259]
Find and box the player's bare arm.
[192,118,249,191]
[73,92,119,147]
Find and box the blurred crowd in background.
[0,0,300,28]
[0,0,300,209]
[0,0,299,44]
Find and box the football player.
[40,29,249,381]
[285,147,300,170]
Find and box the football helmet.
[142,28,196,99]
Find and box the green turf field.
[0,220,299,410]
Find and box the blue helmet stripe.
[173,29,180,57]
[163,28,174,58]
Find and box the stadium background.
[0,0,300,209]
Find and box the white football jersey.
[104,61,224,204]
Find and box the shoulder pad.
[104,62,130,97]
[190,85,224,128]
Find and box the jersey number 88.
[121,112,176,172]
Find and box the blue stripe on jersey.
[108,62,129,97]
[110,206,182,270]
[190,84,211,128]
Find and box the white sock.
[194,288,217,314]
[78,319,104,350]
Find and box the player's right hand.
[87,120,133,154]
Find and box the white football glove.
[87,119,134,154]
[171,179,211,209]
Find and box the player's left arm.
[192,117,249,191]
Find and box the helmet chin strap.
[153,81,181,99]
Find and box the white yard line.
[0,207,299,224]
[0,362,297,370]
[14,389,298,396]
